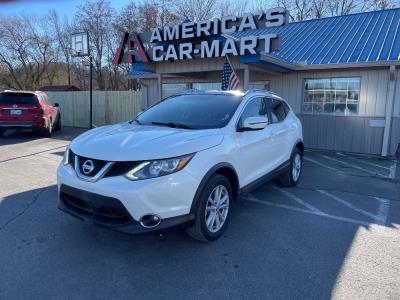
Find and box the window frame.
[302,76,361,116]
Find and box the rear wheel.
[43,118,53,137]
[279,147,302,187]
[186,174,232,242]
[54,115,61,131]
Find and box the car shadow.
[0,127,87,146]
[0,183,398,299]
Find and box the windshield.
[136,94,242,129]
[0,93,38,104]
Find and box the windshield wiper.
[129,119,141,125]
[151,121,193,129]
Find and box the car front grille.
[76,155,108,177]
[69,150,141,178]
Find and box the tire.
[186,174,232,242]
[54,115,61,131]
[43,118,53,137]
[0,129,4,137]
[279,147,303,187]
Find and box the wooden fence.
[47,91,141,128]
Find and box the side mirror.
[54,103,59,107]
[239,116,268,131]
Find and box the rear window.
[0,93,39,104]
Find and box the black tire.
[186,174,232,242]
[279,147,303,187]
[54,115,61,131]
[43,118,53,137]
[0,129,4,137]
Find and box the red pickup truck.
[0,90,61,137]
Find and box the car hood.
[70,122,224,161]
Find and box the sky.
[0,0,134,19]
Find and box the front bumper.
[59,185,195,234]
[57,163,200,233]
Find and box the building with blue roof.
[115,8,400,156]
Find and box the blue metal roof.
[127,63,156,77]
[127,69,155,76]
[232,8,400,65]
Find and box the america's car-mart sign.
[113,8,288,64]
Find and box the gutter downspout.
[381,65,397,157]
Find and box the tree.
[368,0,399,10]
[328,0,359,16]
[172,0,219,21]
[0,14,57,90]
[276,0,313,21]
[219,0,249,17]
[312,0,327,19]
[47,10,73,85]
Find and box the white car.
[58,90,303,241]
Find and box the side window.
[266,97,286,123]
[45,95,53,106]
[40,95,49,105]
[240,97,269,122]
[282,101,291,115]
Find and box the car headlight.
[63,145,70,165]
[125,154,194,181]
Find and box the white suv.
[58,90,303,241]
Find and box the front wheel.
[279,147,303,187]
[186,174,232,242]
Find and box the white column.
[381,65,397,156]
[243,66,250,91]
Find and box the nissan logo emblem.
[82,160,95,175]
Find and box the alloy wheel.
[205,185,230,233]
[292,153,302,182]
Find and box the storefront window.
[162,83,188,98]
[192,82,221,91]
[248,81,271,91]
[303,77,360,115]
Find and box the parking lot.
[0,128,399,299]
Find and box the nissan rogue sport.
[58,90,303,241]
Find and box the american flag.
[221,56,240,90]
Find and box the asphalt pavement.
[0,127,399,299]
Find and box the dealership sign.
[113,8,288,64]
